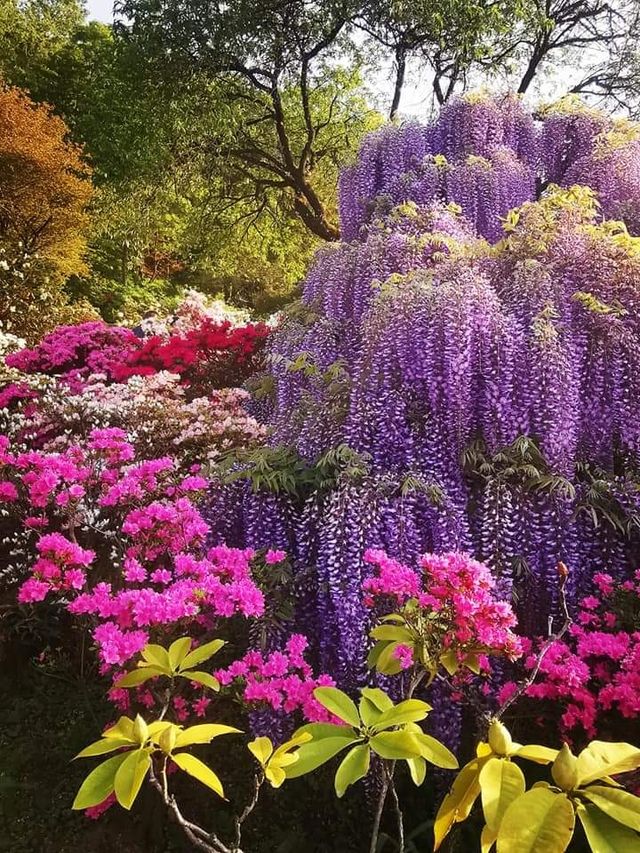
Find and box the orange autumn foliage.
[0,82,93,280]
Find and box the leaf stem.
[495,563,572,722]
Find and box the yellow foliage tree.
[0,82,92,276]
[0,83,95,341]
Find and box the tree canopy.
[0,83,92,277]
[2,0,640,322]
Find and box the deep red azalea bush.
[111,319,270,392]
[5,316,269,396]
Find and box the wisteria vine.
[211,94,640,751]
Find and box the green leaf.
[406,756,427,786]
[372,699,431,731]
[370,731,423,760]
[359,695,382,727]
[175,724,241,748]
[72,753,130,810]
[114,748,152,810]
[497,789,575,853]
[75,738,133,759]
[335,744,371,798]
[265,764,287,788]
[580,785,640,831]
[514,745,558,765]
[413,733,458,769]
[115,667,166,688]
[313,687,360,728]
[480,757,526,832]
[374,641,404,675]
[367,640,389,669]
[140,644,171,670]
[380,613,406,623]
[577,803,640,852]
[440,649,459,675]
[434,758,485,850]
[370,625,413,643]
[102,717,135,741]
[577,742,640,785]
[180,639,226,671]
[147,721,173,739]
[177,670,220,691]
[360,687,393,712]
[481,824,498,853]
[295,723,354,740]
[172,753,225,798]
[168,637,192,670]
[132,715,149,745]
[285,737,357,779]
[158,726,179,754]
[248,737,273,767]
[271,732,312,765]
[464,652,481,674]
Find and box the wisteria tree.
[211,95,640,749]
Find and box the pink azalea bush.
[363,548,524,666]
[215,634,336,722]
[5,321,138,384]
[2,427,252,620]
[499,571,640,740]
[1,424,334,741]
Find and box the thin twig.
[495,562,572,721]
[233,773,263,851]
[149,763,233,853]
[369,767,391,853]
[389,777,405,852]
[369,665,426,853]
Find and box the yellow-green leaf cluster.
[73,714,240,811]
[284,686,456,798]
[368,608,486,680]
[248,732,312,788]
[435,721,640,853]
[115,636,225,692]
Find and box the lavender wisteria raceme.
[212,94,640,722]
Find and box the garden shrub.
[4,93,640,852]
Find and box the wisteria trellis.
[209,94,640,731]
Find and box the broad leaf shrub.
[68,601,640,853]
[0,295,269,463]
[434,720,640,852]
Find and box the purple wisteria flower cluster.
[211,95,640,753]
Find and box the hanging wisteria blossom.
[213,93,640,724]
